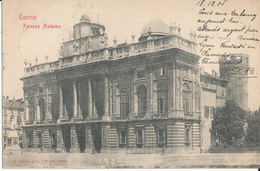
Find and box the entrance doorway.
[91,123,102,153]
[62,125,71,152]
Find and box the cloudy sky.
[2,0,260,110]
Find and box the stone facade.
[2,96,24,149]
[20,15,247,153]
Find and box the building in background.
[20,15,248,153]
[3,96,24,148]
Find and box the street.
[3,152,260,168]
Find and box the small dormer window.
[91,28,100,35]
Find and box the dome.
[80,15,90,22]
[139,18,169,41]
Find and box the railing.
[23,34,197,77]
[152,113,169,119]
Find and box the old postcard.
[2,0,260,168]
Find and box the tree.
[211,100,247,146]
[246,107,260,148]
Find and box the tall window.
[51,133,57,149]
[185,126,191,147]
[182,83,190,114]
[137,85,147,116]
[10,115,14,122]
[157,83,168,114]
[119,129,127,148]
[156,128,166,147]
[136,129,144,148]
[17,116,22,125]
[204,106,209,118]
[28,133,33,148]
[38,98,45,122]
[120,89,129,117]
[210,107,215,118]
[38,133,42,148]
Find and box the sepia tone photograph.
[2,0,260,168]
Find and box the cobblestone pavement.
[3,152,260,168]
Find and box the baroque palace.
[21,15,248,153]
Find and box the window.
[91,28,100,35]
[157,83,168,114]
[120,89,129,117]
[137,85,147,115]
[185,126,191,147]
[137,70,145,79]
[119,130,127,148]
[8,139,12,146]
[210,107,215,118]
[28,134,33,148]
[17,116,22,125]
[38,98,46,122]
[183,84,190,114]
[204,106,209,118]
[38,133,42,148]
[136,129,144,148]
[51,133,57,149]
[157,129,166,147]
[10,115,14,122]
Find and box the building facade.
[3,96,24,148]
[20,15,247,153]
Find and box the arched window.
[10,115,14,122]
[38,98,45,122]
[137,85,147,116]
[182,83,190,114]
[120,88,129,117]
[17,115,22,125]
[157,83,168,114]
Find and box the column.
[36,97,40,121]
[102,76,111,121]
[130,71,135,115]
[176,68,180,110]
[73,81,78,118]
[59,85,64,119]
[147,71,153,115]
[25,99,30,122]
[104,76,109,115]
[88,79,93,117]
[84,125,93,153]
[77,81,83,118]
[172,66,176,109]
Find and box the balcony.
[23,34,197,78]
[152,113,169,119]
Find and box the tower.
[219,54,249,110]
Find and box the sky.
[2,0,260,110]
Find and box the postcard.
[2,0,260,168]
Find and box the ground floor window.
[136,128,144,148]
[8,139,12,146]
[38,133,42,148]
[185,126,191,147]
[156,128,166,147]
[27,133,33,148]
[51,133,57,149]
[118,129,127,148]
